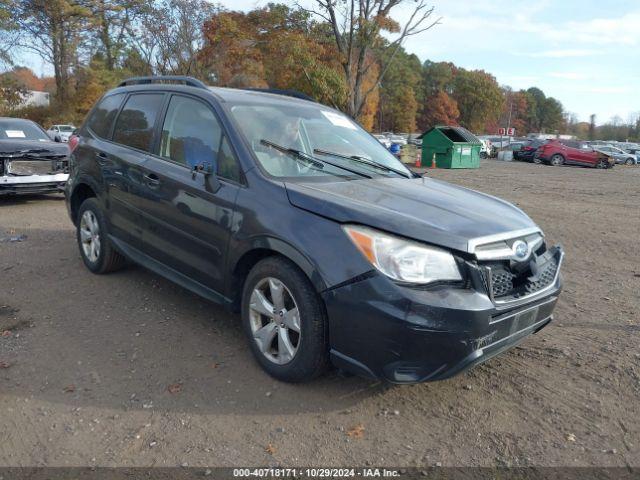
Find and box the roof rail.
[244,88,315,102]
[117,76,207,89]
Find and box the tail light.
[68,135,79,153]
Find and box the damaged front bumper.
[322,245,564,384]
[0,159,69,195]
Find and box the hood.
[285,176,537,253]
[0,139,69,157]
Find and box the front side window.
[160,95,221,170]
[113,93,164,152]
[229,102,410,179]
[88,93,125,139]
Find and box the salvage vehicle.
[535,140,614,168]
[0,118,70,196]
[594,145,637,165]
[514,139,545,162]
[65,76,564,384]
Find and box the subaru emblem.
[513,240,529,260]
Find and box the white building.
[20,90,50,107]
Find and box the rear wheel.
[76,198,126,274]
[550,154,564,166]
[625,158,634,165]
[241,257,328,382]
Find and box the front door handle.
[144,173,160,188]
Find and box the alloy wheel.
[80,210,101,263]
[249,277,300,365]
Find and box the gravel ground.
[0,160,638,468]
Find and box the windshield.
[229,102,411,179]
[0,119,50,141]
[58,125,74,132]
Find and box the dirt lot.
[0,160,639,468]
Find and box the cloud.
[529,49,603,58]
[549,72,589,80]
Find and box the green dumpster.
[419,126,481,169]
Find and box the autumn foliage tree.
[421,91,459,129]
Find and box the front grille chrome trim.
[467,227,543,255]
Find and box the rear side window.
[113,93,164,152]
[87,94,125,139]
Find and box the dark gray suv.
[65,76,564,383]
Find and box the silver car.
[595,145,637,165]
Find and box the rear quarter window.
[87,94,125,139]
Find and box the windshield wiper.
[260,140,371,178]
[313,148,411,178]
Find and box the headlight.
[342,225,462,284]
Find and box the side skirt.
[109,235,233,308]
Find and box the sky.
[16,0,640,124]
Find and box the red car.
[535,140,614,168]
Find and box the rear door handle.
[144,173,160,188]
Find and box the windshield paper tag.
[6,130,26,138]
[321,111,357,130]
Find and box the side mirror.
[192,162,221,193]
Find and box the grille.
[484,251,559,301]
[7,160,55,176]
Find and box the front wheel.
[241,257,328,382]
[532,156,543,164]
[550,154,564,166]
[626,158,634,165]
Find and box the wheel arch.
[69,180,99,225]
[226,237,327,312]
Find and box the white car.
[373,134,391,149]
[388,134,407,146]
[46,124,76,143]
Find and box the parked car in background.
[373,134,391,149]
[65,75,564,384]
[46,124,76,143]
[0,117,70,195]
[595,145,637,165]
[624,146,640,162]
[535,140,614,168]
[514,139,545,162]
[388,134,407,146]
[479,138,492,158]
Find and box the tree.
[0,76,28,113]
[376,47,421,132]
[200,5,348,108]
[127,0,217,76]
[541,97,564,132]
[11,0,90,104]
[452,69,503,133]
[419,90,459,130]
[86,0,148,70]
[304,0,439,120]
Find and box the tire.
[241,256,328,382]
[532,156,543,164]
[625,158,634,165]
[550,154,564,166]
[76,198,127,274]
[479,152,487,159]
